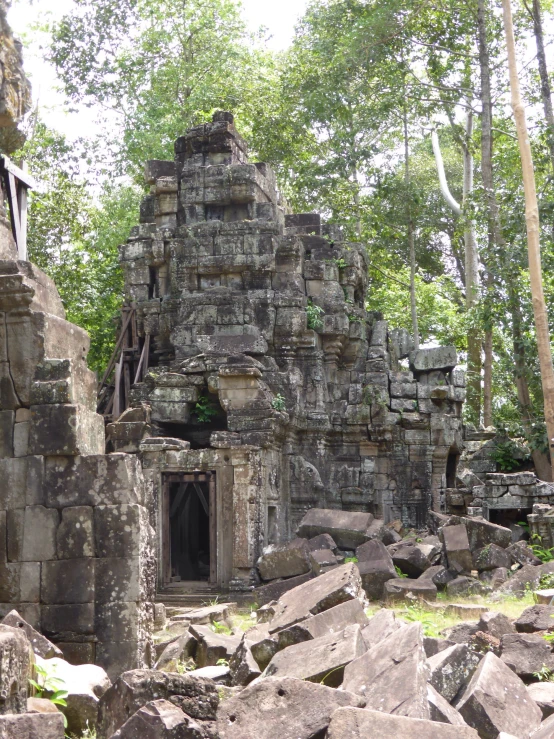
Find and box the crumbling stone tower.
[111,112,465,592]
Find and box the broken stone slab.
[427,643,481,703]
[0,624,30,714]
[355,539,397,599]
[342,622,430,719]
[35,656,111,736]
[267,562,365,633]
[327,706,479,738]
[229,635,260,687]
[97,669,219,739]
[536,589,554,604]
[423,637,455,658]
[111,699,207,739]
[442,622,479,644]
[154,631,197,671]
[527,682,554,719]
[307,533,337,552]
[499,564,542,597]
[480,566,509,588]
[473,543,512,571]
[455,651,542,738]
[532,713,554,738]
[361,608,401,651]
[256,538,311,581]
[463,517,512,550]
[500,633,554,678]
[441,524,473,574]
[446,576,483,597]
[477,611,516,639]
[444,604,488,620]
[189,665,230,684]
[428,684,472,726]
[216,676,365,739]
[507,541,542,567]
[244,623,278,672]
[169,603,236,626]
[419,565,457,590]
[296,508,374,549]
[385,577,437,602]
[276,598,369,650]
[189,625,241,668]
[515,604,554,633]
[1,609,62,659]
[388,540,433,577]
[264,623,365,686]
[309,548,338,574]
[254,572,313,606]
[0,713,65,738]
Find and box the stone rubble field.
[5,507,554,737]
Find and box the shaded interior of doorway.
[169,478,211,581]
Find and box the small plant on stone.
[216,658,230,667]
[344,556,358,563]
[530,534,554,563]
[211,620,233,635]
[176,658,195,674]
[395,565,408,579]
[194,394,218,423]
[534,664,554,682]
[78,721,97,739]
[333,257,347,270]
[29,662,68,727]
[271,394,286,412]
[306,300,324,330]
[490,440,522,472]
[402,605,441,637]
[539,573,554,590]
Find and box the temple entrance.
[161,472,216,585]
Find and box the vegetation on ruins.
[13,0,554,476]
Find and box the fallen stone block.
[257,539,311,581]
[527,682,554,719]
[507,541,542,567]
[441,524,473,574]
[480,566,509,588]
[277,598,369,650]
[446,576,482,597]
[385,577,437,602]
[455,651,542,738]
[499,564,541,596]
[307,533,337,552]
[0,713,65,738]
[0,624,30,715]
[534,589,554,605]
[500,633,554,678]
[189,625,241,668]
[355,539,397,599]
[111,699,207,739]
[419,565,457,590]
[388,540,433,577]
[473,543,512,571]
[463,517,512,550]
[327,706,479,738]
[444,604,487,620]
[477,611,516,639]
[216,676,365,739]
[427,643,481,702]
[229,635,261,687]
[423,637,455,658]
[361,608,401,650]
[254,572,313,606]
[532,713,554,738]
[267,562,365,633]
[515,604,554,633]
[189,665,230,684]
[1,609,62,659]
[169,603,236,626]
[442,621,478,644]
[342,622,429,719]
[244,623,278,671]
[97,669,219,739]
[309,548,338,574]
[427,684,472,726]
[296,508,374,549]
[154,631,197,671]
[264,623,365,686]
[409,346,458,372]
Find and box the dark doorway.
[446,450,459,488]
[162,472,216,584]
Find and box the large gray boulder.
[96,670,219,739]
[276,599,369,650]
[360,608,401,651]
[355,539,397,599]
[296,509,374,549]
[500,633,554,678]
[1,610,62,659]
[0,713,65,738]
[244,623,278,672]
[427,685,472,726]
[427,644,481,703]
[455,652,542,738]
[154,632,197,671]
[409,346,457,372]
[216,676,365,739]
[477,611,516,639]
[385,577,437,602]
[388,540,433,577]
[267,562,365,633]
[499,565,542,597]
[473,543,512,571]
[527,682,554,719]
[342,622,429,719]
[256,539,311,581]
[463,517,512,550]
[254,572,313,606]
[327,706,479,738]
[441,524,472,574]
[515,604,554,633]
[189,625,241,668]
[0,624,30,715]
[532,713,554,738]
[264,623,365,686]
[111,699,209,738]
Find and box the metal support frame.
[0,155,35,261]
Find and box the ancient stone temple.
[107,112,465,594]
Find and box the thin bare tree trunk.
[483,330,493,427]
[525,0,554,171]
[502,0,554,480]
[404,103,419,349]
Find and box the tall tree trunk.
[525,0,554,172]
[477,0,496,429]
[502,0,554,481]
[404,102,419,349]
